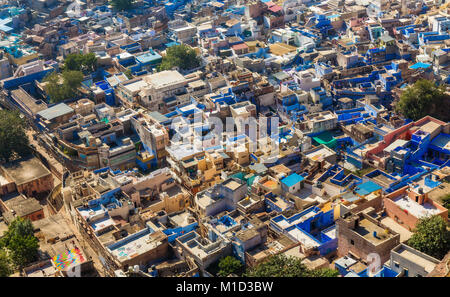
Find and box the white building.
[303,111,338,133]
[116,70,187,112]
[292,70,321,91]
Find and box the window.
[404,269,408,277]
[350,239,355,245]
[394,261,399,268]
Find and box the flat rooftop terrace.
[354,219,393,245]
[196,193,220,209]
[323,225,337,239]
[428,182,450,204]
[380,217,412,242]
[395,246,438,273]
[34,214,74,240]
[393,195,441,219]
[181,232,224,259]
[223,179,242,191]
[287,227,320,248]
[292,187,316,200]
[91,216,116,232]
[305,147,335,162]
[341,192,362,203]
[371,175,394,188]
[123,79,148,93]
[266,195,292,211]
[164,184,184,197]
[274,208,319,229]
[169,211,195,227]
[1,157,51,186]
[247,239,289,261]
[108,229,164,263]
[238,197,258,208]
[78,204,107,221]
[2,192,42,217]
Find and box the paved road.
[26,129,65,178]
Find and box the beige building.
[69,98,95,116]
[121,168,191,215]
[138,70,187,112]
[166,144,223,195]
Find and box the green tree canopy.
[0,110,31,162]
[0,218,39,268]
[158,44,201,71]
[396,79,450,122]
[64,53,97,73]
[407,215,450,260]
[110,0,134,11]
[63,70,84,89]
[245,254,338,277]
[217,256,244,276]
[308,267,340,277]
[0,249,12,277]
[441,193,450,211]
[44,70,83,103]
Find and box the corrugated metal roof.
[37,103,74,121]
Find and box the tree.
[43,72,65,103]
[64,53,84,72]
[44,70,83,103]
[218,256,244,276]
[441,193,450,210]
[63,70,84,89]
[0,249,12,277]
[407,215,450,260]
[0,110,31,162]
[308,267,340,277]
[395,79,450,122]
[82,53,98,73]
[158,44,201,71]
[110,0,133,11]
[245,254,338,277]
[7,234,40,268]
[1,218,39,268]
[64,53,97,73]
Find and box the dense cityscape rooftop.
[0,0,448,282]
